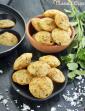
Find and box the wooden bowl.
[26,15,75,53]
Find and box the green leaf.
[78,61,85,69]
[68,71,76,79]
[61,54,75,63]
[79,38,85,49]
[75,70,85,76]
[67,63,78,70]
[67,40,78,53]
[68,70,85,79]
[70,22,78,26]
[77,48,85,61]
[61,0,85,80]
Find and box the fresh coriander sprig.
[61,0,85,79]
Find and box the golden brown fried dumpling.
[0,32,18,46]
[48,68,65,83]
[52,28,71,45]
[55,11,70,31]
[13,53,32,70]
[27,61,51,77]
[12,69,33,85]
[29,77,54,99]
[34,31,53,45]
[0,19,15,28]
[39,18,56,32]
[31,18,42,31]
[39,55,60,67]
[43,9,63,18]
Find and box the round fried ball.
[39,17,56,32]
[13,53,32,70]
[55,11,70,31]
[39,55,60,67]
[27,61,51,77]
[52,28,71,45]
[0,32,18,46]
[31,18,42,31]
[34,31,53,45]
[12,69,33,85]
[43,9,64,18]
[48,68,65,83]
[29,77,54,99]
[0,19,15,28]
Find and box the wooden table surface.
[0,0,85,111]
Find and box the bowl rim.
[26,15,75,48]
[0,4,26,55]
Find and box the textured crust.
[39,18,56,32]
[0,32,18,46]
[29,77,54,99]
[0,19,15,28]
[31,18,42,31]
[52,28,71,45]
[27,61,51,77]
[12,69,33,85]
[48,68,65,83]
[34,31,53,45]
[43,9,64,18]
[39,55,60,67]
[68,27,72,37]
[55,11,70,31]
[13,53,32,70]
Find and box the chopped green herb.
[67,63,78,71]
[61,0,85,79]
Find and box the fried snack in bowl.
[31,18,42,31]
[11,53,68,101]
[34,31,53,45]
[12,69,33,85]
[27,61,50,77]
[43,9,64,18]
[39,55,60,67]
[68,27,72,37]
[48,68,65,83]
[52,28,71,45]
[55,11,70,31]
[13,53,32,70]
[0,19,15,28]
[29,77,54,99]
[0,32,18,46]
[26,10,75,53]
[43,9,70,31]
[39,17,56,32]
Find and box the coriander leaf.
[61,0,85,80]
[70,22,78,26]
[78,61,85,69]
[68,71,76,79]
[67,40,78,53]
[77,48,85,61]
[61,54,75,63]
[68,70,85,79]
[79,38,85,49]
[67,63,78,70]
[78,11,85,21]
[81,38,85,48]
[67,0,78,14]
[75,70,85,76]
